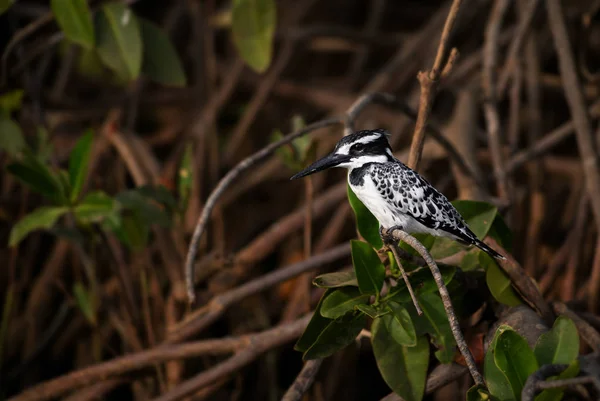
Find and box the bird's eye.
[352,143,365,152]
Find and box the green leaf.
[356,304,386,318]
[351,240,386,296]
[95,2,142,82]
[178,142,193,212]
[485,326,516,401]
[9,206,69,246]
[73,282,97,325]
[372,319,429,401]
[139,19,186,87]
[385,301,417,346]
[320,287,370,319]
[0,116,26,156]
[467,385,493,401]
[388,265,455,303]
[116,189,171,227]
[68,130,93,202]
[348,184,383,249]
[231,0,276,73]
[535,360,579,401]
[313,271,358,288]
[74,191,117,223]
[494,326,539,400]
[7,152,65,202]
[489,213,513,252]
[51,0,95,49]
[295,290,333,352]
[0,89,24,114]
[484,253,522,307]
[460,249,481,271]
[0,0,14,17]
[534,316,579,366]
[303,313,366,360]
[418,293,456,363]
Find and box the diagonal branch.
[382,227,484,386]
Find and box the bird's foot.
[380,225,403,244]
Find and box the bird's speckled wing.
[367,162,477,242]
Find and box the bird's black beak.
[290,152,351,180]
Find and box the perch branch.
[407,0,463,170]
[382,227,483,386]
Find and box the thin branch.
[281,359,323,401]
[151,316,311,401]
[546,0,600,233]
[407,0,463,170]
[383,228,483,386]
[483,0,511,200]
[184,118,342,303]
[171,244,349,343]
[386,241,422,315]
[522,363,600,401]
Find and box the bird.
[290,128,505,260]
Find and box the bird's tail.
[473,239,505,260]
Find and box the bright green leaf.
[494,326,539,400]
[303,313,366,360]
[348,184,383,249]
[355,304,386,318]
[9,206,69,246]
[51,0,95,49]
[73,282,97,325]
[68,130,93,202]
[320,287,370,319]
[95,2,142,82]
[295,290,333,352]
[534,316,579,366]
[0,89,24,114]
[351,240,385,296]
[484,254,522,307]
[388,265,455,304]
[139,19,186,87]
[74,191,117,223]
[485,326,516,401]
[385,301,417,346]
[313,271,358,288]
[231,0,276,73]
[372,319,429,401]
[0,116,26,156]
[452,200,498,239]
[418,293,456,363]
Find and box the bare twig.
[281,359,323,401]
[483,0,511,200]
[185,118,341,302]
[546,0,600,232]
[407,0,463,170]
[151,316,311,401]
[386,241,422,315]
[522,363,600,401]
[172,244,349,343]
[383,227,483,385]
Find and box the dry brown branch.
[281,359,323,401]
[546,0,600,232]
[9,316,310,401]
[483,0,511,200]
[407,0,463,170]
[382,227,483,385]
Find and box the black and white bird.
[290,129,504,260]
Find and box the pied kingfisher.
[290,129,504,259]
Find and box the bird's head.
[290,129,394,180]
